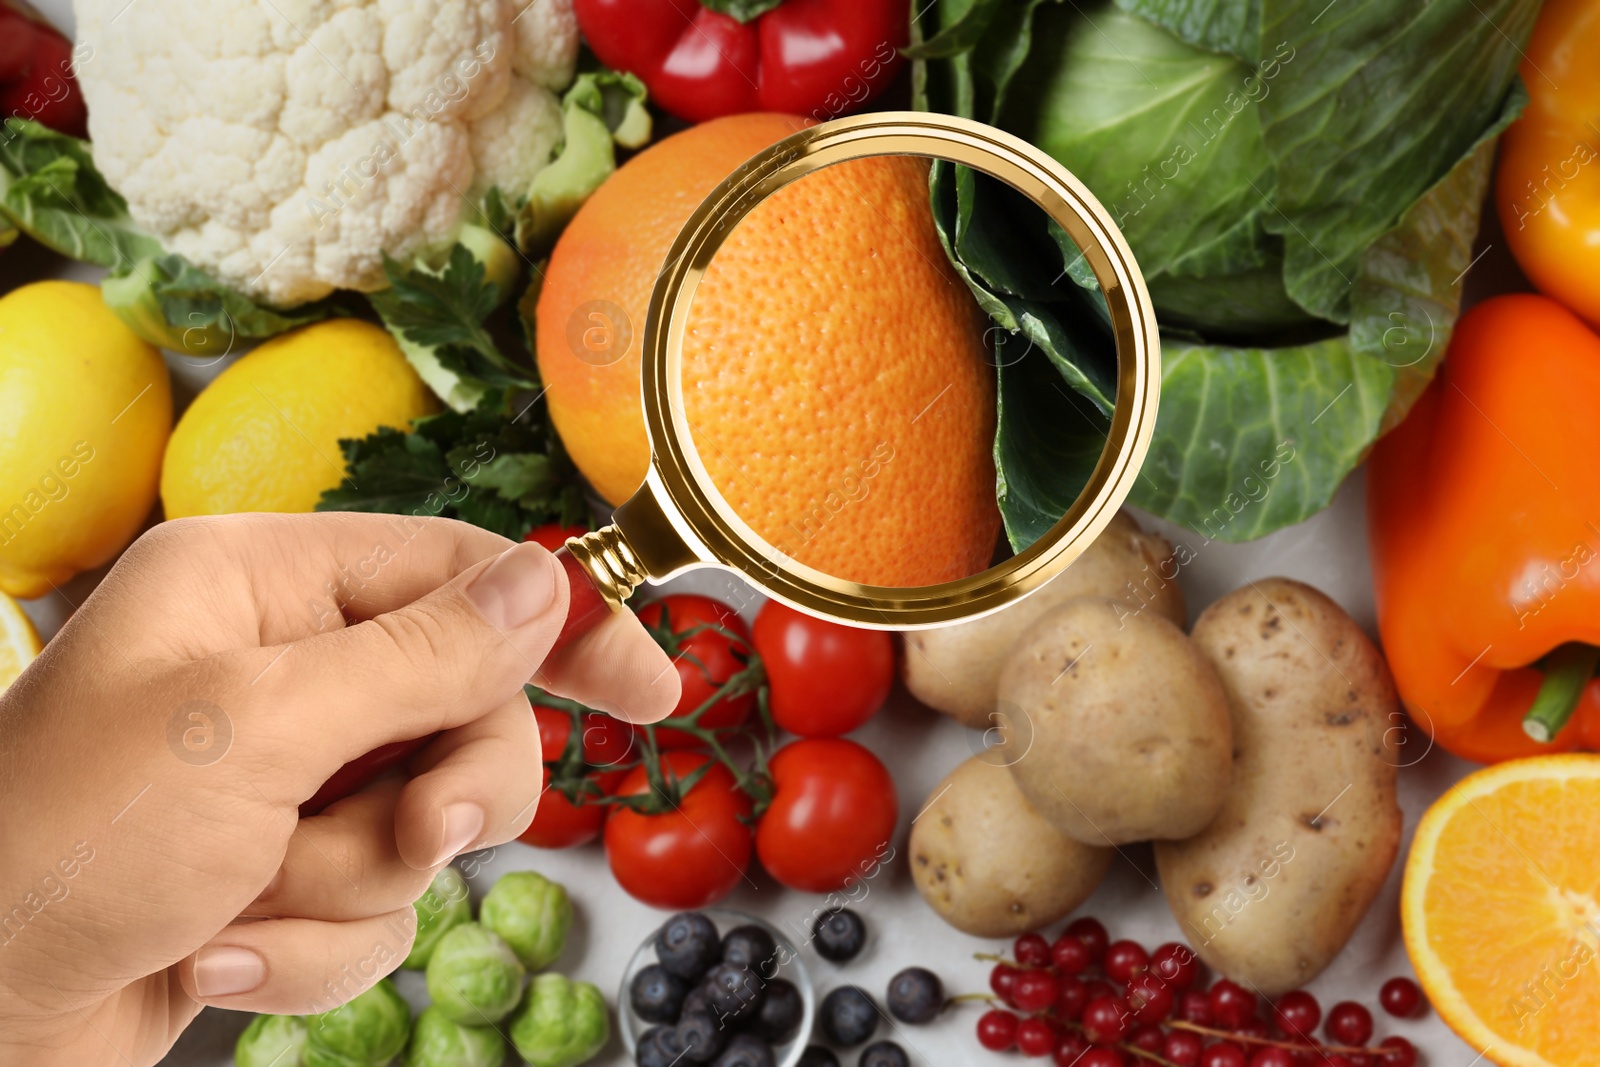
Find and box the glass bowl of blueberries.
[620,908,815,1067]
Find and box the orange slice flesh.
[1403,755,1600,1067]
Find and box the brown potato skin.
[1002,599,1233,845]
[910,755,1113,937]
[903,511,1187,728]
[1155,578,1402,995]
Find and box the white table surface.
[11,3,1499,1063]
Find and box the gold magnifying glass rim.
[580,111,1160,629]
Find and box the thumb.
[265,542,570,764]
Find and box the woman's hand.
[0,512,680,1066]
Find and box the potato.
[903,511,1187,728]
[1155,578,1402,995]
[910,755,1112,937]
[1001,599,1233,844]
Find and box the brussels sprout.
[509,973,609,1067]
[479,871,572,970]
[235,1014,307,1067]
[405,1005,506,1067]
[426,922,527,1025]
[302,978,411,1066]
[402,866,472,970]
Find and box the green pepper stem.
[1523,643,1600,743]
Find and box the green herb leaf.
[0,119,163,268]
[316,390,586,539]
[1258,0,1539,322]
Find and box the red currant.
[1065,917,1110,963]
[1177,989,1214,1026]
[1053,934,1094,975]
[1131,1025,1166,1053]
[1127,974,1174,1024]
[1151,942,1200,989]
[1105,940,1150,984]
[1235,1020,1271,1042]
[991,964,1021,1005]
[1081,995,1133,1044]
[1081,1049,1125,1067]
[1250,1048,1297,1067]
[1018,1016,1061,1057]
[1017,932,1053,968]
[1378,1037,1417,1067]
[1054,1033,1092,1067]
[1201,1042,1248,1067]
[978,1009,1020,1051]
[1324,1058,1355,1067]
[1274,991,1322,1038]
[1057,974,1090,1021]
[1325,1002,1374,1047]
[1209,980,1259,1029]
[1084,978,1116,1003]
[1164,1031,1204,1067]
[1013,969,1062,1014]
[1379,978,1424,1019]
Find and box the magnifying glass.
[553,110,1159,641]
[305,111,1158,813]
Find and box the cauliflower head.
[73,0,578,307]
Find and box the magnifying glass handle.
[300,546,618,817]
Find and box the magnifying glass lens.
[679,154,1115,591]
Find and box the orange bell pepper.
[1497,0,1600,327]
[1368,295,1600,763]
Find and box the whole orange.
[537,113,1000,586]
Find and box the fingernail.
[465,544,559,631]
[193,945,266,998]
[432,802,485,868]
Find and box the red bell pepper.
[0,1,87,139]
[574,0,906,124]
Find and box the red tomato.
[533,704,637,768]
[635,595,755,748]
[523,522,589,552]
[605,751,753,909]
[519,767,626,849]
[755,738,898,892]
[752,601,893,736]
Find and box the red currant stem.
[974,953,1023,967]
[1166,1021,1387,1056]
[1118,1042,1183,1067]
[947,992,1003,1006]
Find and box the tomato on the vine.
[533,703,637,769]
[755,738,898,892]
[605,750,754,909]
[518,766,627,849]
[752,601,893,736]
[523,522,589,552]
[635,595,756,748]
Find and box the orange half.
[1403,755,1600,1067]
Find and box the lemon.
[0,281,173,599]
[162,319,437,518]
[0,590,42,693]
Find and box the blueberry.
[657,911,722,980]
[886,966,943,1024]
[820,986,879,1046]
[799,1047,842,1067]
[703,962,766,1024]
[752,977,803,1044]
[636,1025,674,1067]
[721,924,778,974]
[682,984,714,1018]
[812,908,866,962]
[859,1041,910,1067]
[676,1011,727,1063]
[711,1033,776,1067]
[630,963,688,1024]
